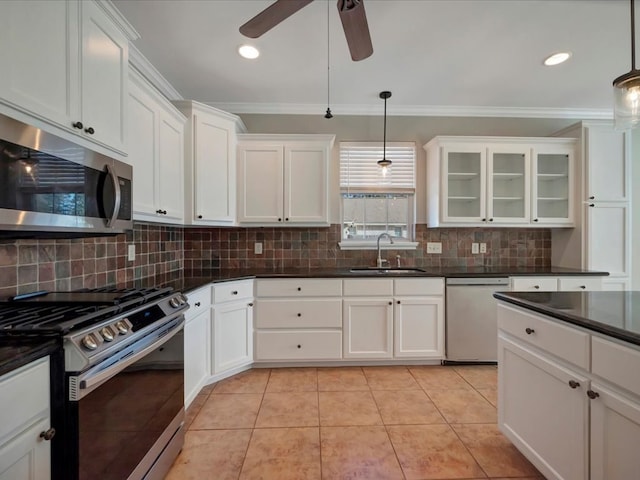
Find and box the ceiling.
[113,0,631,119]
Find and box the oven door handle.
[69,317,184,401]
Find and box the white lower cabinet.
[184,285,212,407]
[254,279,343,362]
[498,334,588,480]
[212,281,254,374]
[498,302,640,480]
[343,278,445,360]
[343,298,394,359]
[0,357,52,480]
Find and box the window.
[339,142,417,249]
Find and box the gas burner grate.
[87,286,174,304]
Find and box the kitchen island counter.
[494,290,640,348]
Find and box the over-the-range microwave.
[0,113,132,237]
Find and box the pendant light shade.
[377,91,392,175]
[614,0,640,129]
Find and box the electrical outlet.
[254,242,263,254]
[127,244,136,262]
[480,243,487,253]
[471,243,479,254]
[426,242,442,254]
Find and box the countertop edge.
[0,337,60,377]
[493,292,640,347]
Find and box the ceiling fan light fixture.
[614,0,640,129]
[238,44,260,59]
[543,52,571,66]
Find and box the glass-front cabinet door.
[441,145,486,223]
[532,144,574,225]
[487,146,530,224]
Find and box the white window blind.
[340,142,415,190]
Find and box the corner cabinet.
[237,134,335,226]
[0,357,52,480]
[173,101,247,226]
[0,0,137,156]
[128,68,186,224]
[184,285,212,408]
[424,136,575,227]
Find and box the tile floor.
[166,365,546,480]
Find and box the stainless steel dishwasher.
[445,277,509,363]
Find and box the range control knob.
[169,297,181,308]
[100,327,114,342]
[81,334,98,351]
[115,321,129,335]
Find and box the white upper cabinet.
[128,69,186,224]
[585,126,629,202]
[237,134,335,226]
[425,136,575,227]
[174,101,246,226]
[0,0,136,156]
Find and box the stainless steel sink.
[349,267,426,274]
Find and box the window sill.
[338,241,419,251]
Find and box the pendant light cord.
[326,0,331,112]
[383,95,387,160]
[632,0,636,70]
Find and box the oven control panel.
[78,318,133,351]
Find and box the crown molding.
[129,44,184,101]
[99,1,140,41]
[208,102,614,119]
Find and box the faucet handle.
[396,255,401,267]
[377,258,389,268]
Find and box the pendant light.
[324,0,333,119]
[613,0,640,129]
[377,91,392,175]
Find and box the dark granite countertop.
[494,291,640,347]
[137,266,608,294]
[0,336,60,377]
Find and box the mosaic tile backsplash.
[0,223,550,296]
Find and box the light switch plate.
[480,243,487,253]
[254,242,263,254]
[426,242,442,254]
[127,244,136,262]
[472,243,479,254]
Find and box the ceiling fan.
[239,0,373,61]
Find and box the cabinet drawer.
[343,279,393,296]
[0,357,49,440]
[255,299,341,328]
[510,276,558,292]
[497,303,589,369]
[185,285,212,317]
[557,276,603,291]
[255,330,342,360]
[256,279,342,297]
[213,280,253,303]
[592,336,640,398]
[394,278,444,296]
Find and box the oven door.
[64,317,184,480]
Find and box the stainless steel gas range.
[0,287,189,480]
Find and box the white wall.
[239,114,578,224]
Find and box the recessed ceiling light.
[238,45,259,59]
[543,52,571,66]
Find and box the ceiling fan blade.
[337,0,373,61]
[240,0,314,38]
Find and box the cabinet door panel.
[498,335,588,480]
[0,0,79,128]
[487,146,530,224]
[343,299,393,358]
[213,302,253,373]
[442,146,486,224]
[394,297,444,358]
[238,146,284,222]
[585,203,630,277]
[194,117,232,222]
[0,417,51,480]
[284,146,327,223]
[184,310,210,407]
[158,115,184,222]
[590,382,640,480]
[586,127,628,202]
[128,86,157,217]
[532,147,573,225]
[80,0,127,152]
